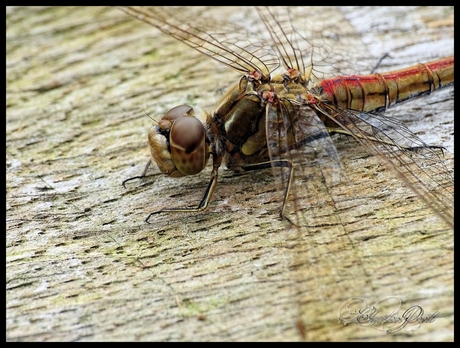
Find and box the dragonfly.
[119,6,454,228]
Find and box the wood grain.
[7,6,453,341]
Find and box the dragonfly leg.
[241,159,293,219]
[122,159,152,188]
[144,167,219,223]
[328,128,446,153]
[370,53,391,74]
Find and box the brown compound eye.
[148,105,209,177]
[169,115,209,175]
[157,104,194,136]
[163,104,194,122]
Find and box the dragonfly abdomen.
[318,56,454,113]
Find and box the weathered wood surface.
[6,7,453,341]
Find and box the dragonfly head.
[148,105,210,178]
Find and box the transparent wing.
[118,6,280,82]
[118,6,379,82]
[265,98,344,190]
[256,7,377,82]
[312,102,454,226]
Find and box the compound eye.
[157,104,195,136]
[163,105,194,122]
[170,116,209,175]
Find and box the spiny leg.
[145,159,293,224]
[144,167,219,223]
[328,128,446,153]
[241,159,293,221]
[122,159,152,188]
